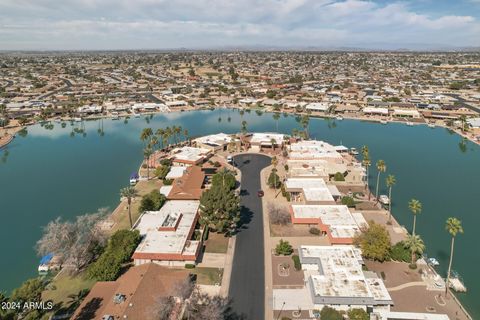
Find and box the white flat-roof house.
[193,133,239,152]
[284,178,336,204]
[273,246,392,313]
[290,205,368,244]
[169,146,212,166]
[132,200,202,267]
[306,102,330,112]
[363,107,389,115]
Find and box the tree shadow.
[72,297,103,320]
[235,205,254,233]
[239,189,250,196]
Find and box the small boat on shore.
[428,123,436,128]
[406,121,414,126]
[427,257,439,266]
[449,270,467,292]
[379,195,390,205]
[380,120,388,125]
[73,117,82,122]
[111,112,120,120]
[336,115,344,121]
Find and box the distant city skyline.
[0,0,479,50]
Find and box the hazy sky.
[0,0,479,50]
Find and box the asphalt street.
[229,153,271,320]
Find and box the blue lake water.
[0,109,478,317]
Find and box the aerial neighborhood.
[0,51,478,320]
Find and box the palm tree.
[300,115,310,138]
[241,120,247,134]
[362,154,371,199]
[361,145,369,158]
[459,115,467,132]
[270,138,277,151]
[273,112,280,132]
[408,199,422,235]
[404,234,425,267]
[140,127,153,146]
[375,160,386,200]
[121,186,138,228]
[386,174,396,223]
[445,217,463,296]
[183,129,189,144]
[144,147,153,180]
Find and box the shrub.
[341,196,356,207]
[155,165,170,180]
[280,184,290,201]
[389,241,410,262]
[284,164,289,172]
[275,239,293,256]
[185,264,196,269]
[139,190,167,212]
[163,178,173,185]
[334,172,345,181]
[88,230,141,281]
[292,255,301,271]
[309,227,321,235]
[160,158,172,166]
[320,306,343,320]
[213,161,221,167]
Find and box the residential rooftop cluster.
[1,52,480,144]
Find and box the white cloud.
[0,0,478,49]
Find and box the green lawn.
[42,270,95,306]
[204,232,229,254]
[191,267,223,285]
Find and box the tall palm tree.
[144,147,153,180]
[183,129,189,144]
[140,127,153,146]
[404,234,425,266]
[362,154,371,199]
[155,128,165,150]
[408,199,422,235]
[300,115,310,138]
[386,174,396,223]
[121,186,138,228]
[445,217,463,296]
[273,112,281,132]
[375,159,386,200]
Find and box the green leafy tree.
[139,190,166,212]
[275,239,293,255]
[445,217,463,297]
[121,186,138,228]
[348,308,369,320]
[11,278,44,306]
[88,230,141,281]
[320,306,343,320]
[267,169,281,189]
[408,199,422,235]
[199,182,240,235]
[211,169,236,191]
[354,221,391,261]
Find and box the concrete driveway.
[229,153,271,320]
